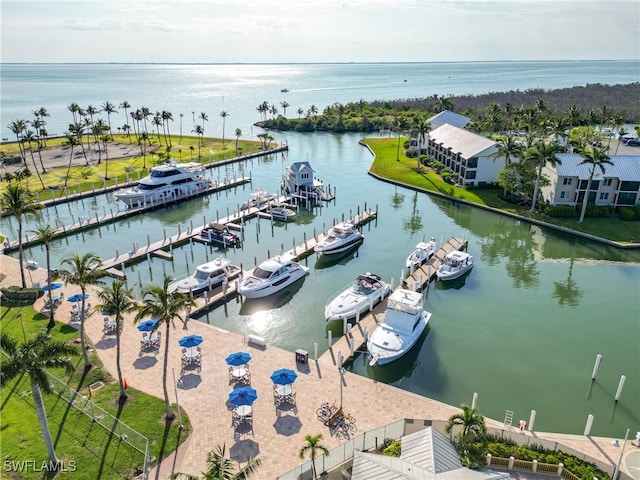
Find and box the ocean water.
[2,60,639,140]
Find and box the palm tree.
[171,444,262,480]
[199,112,208,131]
[162,110,174,147]
[297,107,304,119]
[235,128,242,154]
[578,146,613,223]
[22,129,45,189]
[1,183,42,287]
[220,111,229,149]
[413,117,431,172]
[94,280,137,400]
[298,433,329,480]
[192,125,204,159]
[8,119,27,162]
[101,101,117,139]
[444,404,487,453]
[0,332,78,466]
[489,134,522,194]
[134,275,194,420]
[394,117,408,161]
[57,253,105,369]
[119,101,131,136]
[280,100,290,118]
[526,140,562,213]
[63,132,79,187]
[31,223,58,330]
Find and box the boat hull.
[367,312,430,366]
[325,277,391,321]
[238,266,309,299]
[436,264,473,281]
[315,235,363,256]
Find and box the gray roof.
[288,161,315,173]
[351,427,510,480]
[429,124,496,159]
[427,110,470,130]
[554,154,640,181]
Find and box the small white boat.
[196,222,241,247]
[314,222,364,256]
[113,162,211,207]
[168,258,241,295]
[406,237,437,270]
[241,188,276,210]
[436,250,474,281]
[367,289,431,366]
[325,273,391,322]
[237,254,309,299]
[268,203,297,221]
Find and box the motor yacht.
[367,289,431,366]
[237,254,309,299]
[436,251,474,281]
[324,273,391,322]
[406,237,437,270]
[113,162,211,207]
[314,222,364,256]
[168,258,241,295]
[268,203,297,221]
[196,222,241,247]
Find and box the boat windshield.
[150,168,181,178]
[137,183,165,190]
[253,267,274,279]
[194,268,219,280]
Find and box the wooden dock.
[318,236,468,366]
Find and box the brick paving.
[0,255,637,480]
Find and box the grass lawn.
[363,137,640,243]
[0,306,190,479]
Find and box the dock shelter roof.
[554,154,640,181]
[351,427,509,480]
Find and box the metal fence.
[46,372,152,479]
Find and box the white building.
[541,154,640,207]
[425,123,502,187]
[427,110,471,131]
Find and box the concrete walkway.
[1,255,637,480]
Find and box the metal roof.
[427,110,471,130]
[429,124,496,159]
[554,154,640,181]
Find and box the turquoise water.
[1,62,639,438]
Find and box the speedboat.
[168,258,241,295]
[268,203,297,221]
[436,250,474,281]
[113,161,211,207]
[196,222,241,247]
[324,273,391,322]
[314,222,364,256]
[367,289,431,366]
[406,237,437,270]
[237,254,309,299]
[241,188,276,210]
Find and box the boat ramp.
[318,236,467,367]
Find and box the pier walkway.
[319,237,467,366]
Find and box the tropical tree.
[199,111,208,131]
[280,100,290,118]
[525,140,562,213]
[298,433,329,480]
[444,404,487,455]
[57,253,105,369]
[490,134,522,195]
[171,444,262,480]
[31,223,58,330]
[134,275,194,420]
[192,125,204,159]
[220,111,229,149]
[119,100,131,136]
[8,119,27,163]
[413,117,431,172]
[63,132,80,187]
[22,129,45,189]
[394,116,409,161]
[94,280,137,400]
[1,183,42,287]
[101,101,117,139]
[162,110,174,147]
[0,332,78,466]
[235,128,242,154]
[578,146,613,223]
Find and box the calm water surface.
[1,62,639,438]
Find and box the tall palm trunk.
[17,218,26,288]
[579,169,595,223]
[530,165,543,213]
[116,319,126,398]
[37,146,47,173]
[64,143,75,188]
[45,243,54,330]
[79,294,90,368]
[31,383,59,465]
[28,143,45,189]
[162,321,174,419]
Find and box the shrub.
[618,206,636,221]
[0,286,43,305]
[381,439,401,457]
[544,204,576,218]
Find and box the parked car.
[626,139,640,146]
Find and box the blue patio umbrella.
[137,319,158,332]
[228,386,257,406]
[270,368,298,385]
[67,293,89,302]
[178,334,203,349]
[41,282,63,291]
[225,351,251,367]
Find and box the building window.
[579,180,588,190]
[465,170,476,180]
[589,180,600,190]
[467,157,478,169]
[563,178,573,186]
[604,178,613,187]
[620,181,640,192]
[560,191,569,199]
[599,192,609,201]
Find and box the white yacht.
[367,289,431,366]
[406,237,437,270]
[314,222,364,256]
[436,251,474,281]
[168,258,241,295]
[237,254,309,299]
[113,162,211,207]
[325,273,391,322]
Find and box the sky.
[1,0,638,63]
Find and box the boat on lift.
[324,273,391,322]
[406,237,437,270]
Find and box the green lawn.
[363,137,640,243]
[0,306,190,479]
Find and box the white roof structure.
[429,124,496,159]
[351,427,509,480]
[554,154,640,181]
[428,110,471,130]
